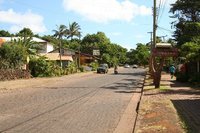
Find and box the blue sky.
[0,0,177,50]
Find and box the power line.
[156,0,162,22]
[157,26,174,33]
[157,0,168,25]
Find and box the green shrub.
[29,56,60,77]
[176,72,189,82]
[79,66,85,72]
[188,73,200,83]
[90,62,98,71]
[67,61,77,74]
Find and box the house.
[0,36,98,68]
[42,48,76,67]
[75,52,99,66]
[0,37,54,54]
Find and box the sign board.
[152,48,178,57]
[155,43,172,48]
[93,49,100,56]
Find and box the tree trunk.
[151,57,165,88]
[59,40,62,68]
[154,71,161,88]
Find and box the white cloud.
[0,9,46,33]
[63,0,151,23]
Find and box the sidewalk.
[134,73,200,133]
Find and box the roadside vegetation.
[170,0,200,85]
[0,22,150,80]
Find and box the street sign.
[93,49,100,56]
[152,48,178,57]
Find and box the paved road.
[0,67,145,133]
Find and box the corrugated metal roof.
[0,37,47,43]
[41,53,73,61]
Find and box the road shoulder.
[134,73,186,133]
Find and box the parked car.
[124,64,130,68]
[97,64,109,74]
[133,64,138,68]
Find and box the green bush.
[90,62,98,71]
[29,56,61,77]
[67,62,77,74]
[0,43,27,69]
[176,72,189,82]
[79,66,85,72]
[189,73,200,83]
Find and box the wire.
[157,26,174,33]
[158,0,168,24]
[156,0,162,22]
[157,0,168,25]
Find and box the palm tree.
[68,22,81,41]
[52,24,68,68]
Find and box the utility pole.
[153,0,157,48]
[147,31,153,50]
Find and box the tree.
[17,28,34,39]
[81,32,110,55]
[9,38,40,57]
[68,22,81,41]
[181,36,200,62]
[0,43,27,69]
[170,0,200,22]
[81,31,127,66]
[170,0,200,46]
[181,42,200,61]
[52,24,68,68]
[127,43,150,66]
[0,30,11,37]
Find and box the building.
[0,37,54,54]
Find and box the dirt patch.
[135,74,186,133]
[136,98,183,133]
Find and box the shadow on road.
[110,72,145,76]
[102,78,144,94]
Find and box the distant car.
[97,64,109,74]
[124,64,130,68]
[133,64,138,68]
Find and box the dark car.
[97,64,109,74]
[133,64,138,68]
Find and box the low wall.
[0,69,31,81]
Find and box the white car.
[124,64,130,68]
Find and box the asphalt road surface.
[0,67,145,133]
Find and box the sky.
[0,0,177,50]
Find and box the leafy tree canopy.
[127,43,150,66]
[0,43,27,69]
[16,28,34,38]
[81,32,110,55]
[0,30,12,37]
[170,0,200,46]
[170,0,200,22]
